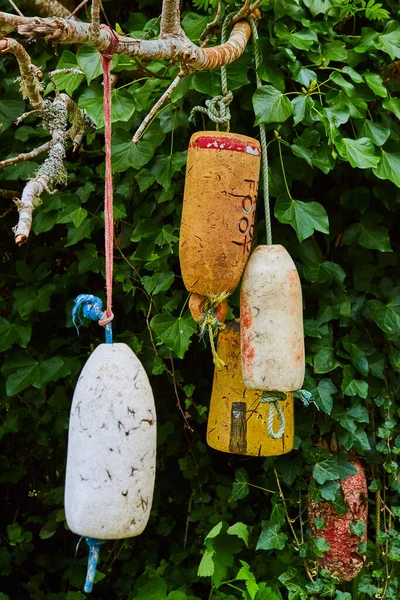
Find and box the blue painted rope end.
[84,537,104,593]
[71,294,113,344]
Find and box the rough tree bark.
[0,0,259,244]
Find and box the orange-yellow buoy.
[179,131,260,298]
[207,320,294,456]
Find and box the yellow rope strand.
[197,291,229,368]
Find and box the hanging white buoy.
[65,343,156,540]
[241,245,305,391]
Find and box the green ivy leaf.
[275,195,329,242]
[0,93,25,132]
[236,561,258,600]
[367,288,400,333]
[342,214,392,252]
[313,456,340,484]
[341,366,368,398]
[350,520,366,538]
[57,198,88,228]
[382,97,400,119]
[227,523,249,547]
[313,536,330,557]
[151,312,197,358]
[76,46,117,85]
[150,152,188,189]
[79,84,135,127]
[373,151,400,187]
[379,21,400,60]
[112,129,155,172]
[364,72,387,97]
[197,549,215,577]
[52,51,84,95]
[336,137,379,169]
[229,468,249,503]
[321,481,340,501]
[256,522,288,551]
[253,86,293,124]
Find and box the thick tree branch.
[0,140,53,170]
[0,13,27,37]
[0,12,253,71]
[0,38,43,109]
[160,0,182,36]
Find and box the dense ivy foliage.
[1,0,400,598]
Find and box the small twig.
[132,70,185,143]
[169,353,194,432]
[48,67,84,95]
[15,109,42,125]
[200,0,222,47]
[0,140,54,170]
[231,0,252,24]
[0,38,43,109]
[0,205,14,219]
[7,0,24,16]
[90,0,101,39]
[274,469,301,549]
[0,189,19,199]
[183,492,193,548]
[68,0,89,18]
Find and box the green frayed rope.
[189,14,234,130]
[249,17,272,246]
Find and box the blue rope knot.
[72,294,112,343]
[295,389,319,410]
[84,537,104,593]
[197,310,220,330]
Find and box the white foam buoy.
[240,245,305,392]
[65,343,156,540]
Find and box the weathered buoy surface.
[189,292,229,324]
[308,457,368,581]
[65,343,156,540]
[241,245,305,391]
[207,320,294,456]
[179,131,260,297]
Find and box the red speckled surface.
[308,457,368,582]
[189,135,260,154]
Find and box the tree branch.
[0,13,27,37]
[90,0,100,39]
[0,12,253,71]
[0,140,53,170]
[25,0,74,18]
[0,38,43,109]
[133,71,184,144]
[160,0,182,36]
[13,98,68,245]
[0,189,19,199]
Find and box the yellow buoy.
[207,320,294,456]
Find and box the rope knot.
[197,292,229,369]
[72,294,113,343]
[190,91,233,129]
[100,24,119,59]
[260,391,286,440]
